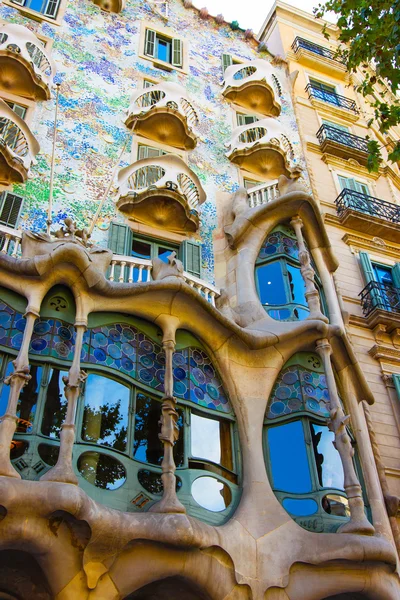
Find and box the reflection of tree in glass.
[137,468,182,495]
[79,452,126,490]
[17,365,41,432]
[134,393,184,466]
[41,369,68,438]
[82,400,127,451]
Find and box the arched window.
[0,288,240,525]
[255,224,325,321]
[264,352,369,533]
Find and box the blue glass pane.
[287,264,306,305]
[27,0,46,12]
[268,420,312,493]
[41,369,69,438]
[294,308,309,321]
[282,497,318,516]
[256,262,286,306]
[268,308,291,320]
[0,361,13,417]
[311,424,344,490]
[158,248,173,263]
[373,264,393,285]
[156,38,171,63]
[82,374,129,451]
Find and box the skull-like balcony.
[125,83,199,150]
[116,154,206,234]
[226,118,301,179]
[222,59,281,116]
[0,24,56,101]
[0,98,39,185]
[91,0,126,12]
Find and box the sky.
[191,0,330,35]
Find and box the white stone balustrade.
[0,224,22,257]
[222,59,282,116]
[247,181,279,207]
[0,98,40,184]
[0,23,56,100]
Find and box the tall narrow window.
[144,29,183,68]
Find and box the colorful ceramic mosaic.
[82,323,164,392]
[30,319,76,361]
[257,229,299,262]
[0,0,309,285]
[267,364,330,419]
[0,301,26,351]
[173,347,231,413]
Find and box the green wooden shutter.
[222,53,233,73]
[145,29,156,58]
[394,374,400,402]
[359,251,375,284]
[236,114,246,126]
[107,223,132,282]
[172,38,183,68]
[0,193,23,227]
[180,240,201,277]
[392,264,400,288]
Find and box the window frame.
[3,0,67,25]
[140,21,188,74]
[0,192,24,228]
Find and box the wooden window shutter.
[0,193,23,227]
[394,374,400,402]
[222,53,233,73]
[145,29,156,58]
[392,264,400,288]
[172,38,183,68]
[108,222,132,256]
[359,251,375,284]
[180,240,201,277]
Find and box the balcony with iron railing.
[222,59,282,117]
[335,188,400,242]
[125,82,199,150]
[116,154,206,234]
[360,281,400,329]
[316,124,369,165]
[227,117,301,179]
[91,0,126,12]
[0,98,39,184]
[0,23,56,100]
[306,83,358,115]
[291,37,347,75]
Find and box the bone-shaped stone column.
[41,323,87,484]
[0,309,38,478]
[149,316,185,513]
[290,216,328,322]
[316,338,374,535]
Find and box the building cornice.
[341,232,400,260]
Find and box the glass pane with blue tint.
[311,423,344,490]
[27,0,46,13]
[191,413,233,470]
[156,37,171,63]
[16,365,42,433]
[81,374,129,451]
[268,308,291,321]
[373,264,394,285]
[133,393,184,466]
[268,420,312,493]
[158,247,174,263]
[282,497,318,516]
[0,360,13,417]
[287,264,306,306]
[41,369,69,438]
[256,262,287,306]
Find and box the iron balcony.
[336,188,400,224]
[359,281,400,317]
[316,124,369,164]
[306,83,358,113]
[291,37,346,64]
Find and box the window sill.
[2,1,61,26]
[139,52,188,75]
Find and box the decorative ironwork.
[305,83,358,113]
[359,281,400,316]
[336,188,400,224]
[316,124,369,154]
[291,37,346,64]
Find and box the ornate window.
[10,0,61,19]
[264,352,369,533]
[0,290,240,524]
[255,225,324,321]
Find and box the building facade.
[0,0,399,598]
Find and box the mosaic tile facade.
[0,0,306,284]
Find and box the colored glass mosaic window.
[82,323,164,392]
[267,358,330,419]
[30,319,76,361]
[172,347,231,413]
[0,301,26,351]
[257,228,299,261]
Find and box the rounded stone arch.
[0,550,52,600]
[124,576,213,600]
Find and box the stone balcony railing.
[0,23,56,100]
[91,0,125,11]
[227,117,301,180]
[125,82,199,150]
[117,154,206,234]
[0,98,40,185]
[247,181,279,207]
[222,59,282,117]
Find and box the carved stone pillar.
[0,310,38,478]
[149,317,185,514]
[316,338,374,535]
[41,324,87,484]
[290,216,328,322]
